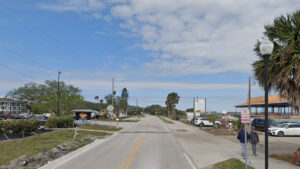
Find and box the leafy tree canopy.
[253,10,300,109]
[6,80,83,114]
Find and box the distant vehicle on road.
[252,118,278,131]
[268,123,300,136]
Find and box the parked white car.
[194,117,213,127]
[268,123,300,136]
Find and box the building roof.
[235,95,290,108]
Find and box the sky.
[0,0,299,112]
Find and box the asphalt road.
[45,116,193,169]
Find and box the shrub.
[0,119,40,135]
[46,116,74,128]
[232,117,242,130]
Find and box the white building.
[0,98,26,114]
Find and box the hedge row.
[46,116,74,128]
[0,119,40,135]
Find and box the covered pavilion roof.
[235,95,290,108]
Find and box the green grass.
[270,154,295,164]
[180,120,192,126]
[176,129,187,132]
[0,130,110,166]
[213,158,254,169]
[79,124,122,131]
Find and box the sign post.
[241,109,251,169]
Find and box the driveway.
[164,118,299,169]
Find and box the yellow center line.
[125,134,145,169]
[119,135,144,169]
[119,118,152,169]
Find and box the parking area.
[164,118,300,169]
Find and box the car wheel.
[278,131,284,137]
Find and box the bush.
[46,116,74,128]
[0,119,40,135]
[232,117,242,130]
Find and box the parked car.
[195,117,213,127]
[2,112,18,119]
[33,114,47,125]
[18,113,31,119]
[252,118,278,131]
[268,123,300,136]
[190,116,199,125]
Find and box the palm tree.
[253,10,300,111]
[166,92,180,119]
[94,96,99,102]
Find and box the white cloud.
[39,0,300,76]
[39,0,104,19]
[109,0,300,75]
[64,78,256,91]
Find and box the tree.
[94,96,100,111]
[186,108,194,112]
[120,88,129,115]
[104,94,116,106]
[253,10,300,110]
[165,92,180,119]
[144,104,166,115]
[6,80,84,114]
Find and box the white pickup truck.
[194,117,220,127]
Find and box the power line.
[0,1,81,65]
[0,46,56,78]
[0,63,34,79]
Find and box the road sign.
[107,104,114,112]
[241,109,250,123]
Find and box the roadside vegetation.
[252,10,300,110]
[0,119,40,139]
[46,116,74,128]
[270,147,300,166]
[270,154,294,164]
[213,158,254,169]
[0,130,110,166]
[159,116,174,124]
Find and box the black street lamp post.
[259,39,274,169]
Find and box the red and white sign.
[241,109,251,123]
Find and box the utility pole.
[112,78,118,128]
[57,71,61,115]
[136,99,138,115]
[112,78,114,108]
[193,97,195,117]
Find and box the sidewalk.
[163,118,299,169]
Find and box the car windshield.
[277,123,288,128]
[269,119,278,125]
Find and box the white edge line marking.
[40,117,146,169]
[184,152,197,169]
